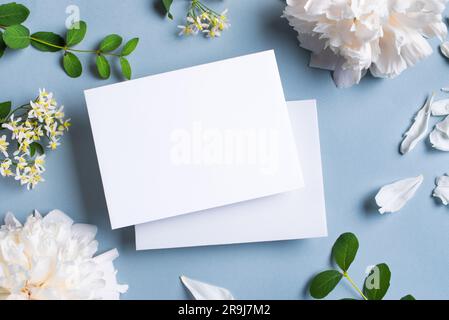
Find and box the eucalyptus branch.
[0,3,139,80]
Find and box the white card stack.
[85,50,327,249]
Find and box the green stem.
[344,272,368,301]
[29,37,121,57]
[1,25,121,57]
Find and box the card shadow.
[68,106,136,250]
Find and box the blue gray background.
[1,0,448,300]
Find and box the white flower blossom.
[0,135,9,157]
[0,210,128,300]
[178,1,229,39]
[283,0,447,88]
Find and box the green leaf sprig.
[0,2,139,80]
[309,233,415,301]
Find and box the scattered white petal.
[180,276,235,300]
[441,41,449,59]
[430,116,449,151]
[431,99,449,116]
[433,174,449,205]
[400,94,434,155]
[430,130,449,151]
[375,175,424,214]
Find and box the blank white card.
[85,51,304,229]
[136,101,328,250]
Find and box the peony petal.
[297,33,326,54]
[430,116,449,151]
[400,94,434,154]
[430,129,449,151]
[4,212,21,229]
[180,276,235,300]
[71,223,98,242]
[435,115,449,132]
[93,249,128,300]
[332,58,365,88]
[433,174,449,205]
[440,41,449,59]
[375,175,424,214]
[431,99,449,116]
[29,257,52,285]
[43,209,73,226]
[309,49,339,71]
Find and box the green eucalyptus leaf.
[31,32,65,52]
[30,142,44,156]
[96,55,111,79]
[120,57,132,80]
[0,101,12,119]
[66,20,87,47]
[0,31,6,58]
[121,38,139,56]
[99,34,122,52]
[332,232,359,272]
[0,2,30,26]
[63,52,82,78]
[162,0,174,19]
[363,263,391,300]
[400,295,416,301]
[309,270,343,299]
[3,24,30,49]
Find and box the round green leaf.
[309,270,343,299]
[363,263,391,300]
[120,57,132,80]
[31,32,65,52]
[332,232,359,272]
[99,34,122,52]
[0,101,12,119]
[3,24,30,49]
[400,295,416,301]
[96,55,111,79]
[66,20,87,47]
[63,52,82,78]
[0,2,30,27]
[121,38,139,56]
[0,31,6,58]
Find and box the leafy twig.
[0,2,139,80]
[309,233,415,301]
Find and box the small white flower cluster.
[0,89,70,190]
[178,0,230,38]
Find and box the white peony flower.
[0,210,128,300]
[283,0,447,88]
